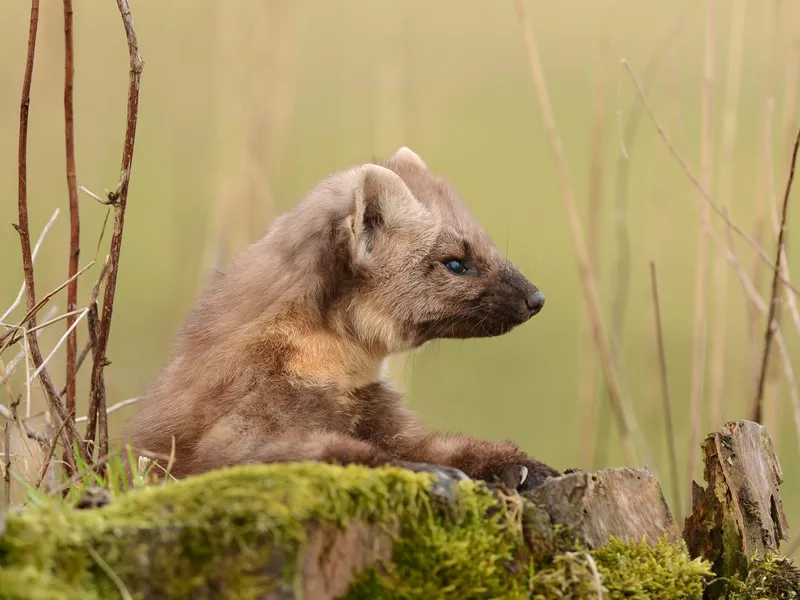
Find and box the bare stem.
[63,0,81,476]
[88,0,143,464]
[754,127,800,422]
[16,0,84,470]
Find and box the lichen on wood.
[0,462,713,599]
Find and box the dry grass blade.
[29,308,89,384]
[87,547,133,600]
[88,0,143,465]
[578,38,609,467]
[75,397,139,424]
[0,404,47,445]
[687,0,715,515]
[1,208,59,324]
[789,534,800,558]
[0,261,95,352]
[515,0,640,466]
[753,127,800,422]
[622,61,800,298]
[707,0,747,461]
[649,263,681,520]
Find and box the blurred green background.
[2,1,799,543]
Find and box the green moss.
[0,463,714,599]
[727,552,800,599]
[593,537,713,599]
[0,463,532,599]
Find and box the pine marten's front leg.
[354,383,560,491]
[245,430,471,482]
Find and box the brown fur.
[127,147,559,490]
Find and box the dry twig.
[16,0,84,470]
[36,416,70,489]
[716,209,800,454]
[58,260,109,402]
[88,0,142,465]
[649,263,681,519]
[754,127,800,422]
[3,404,11,509]
[63,0,81,475]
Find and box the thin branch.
[3,402,11,509]
[88,0,143,467]
[60,258,108,401]
[515,0,640,466]
[63,0,81,476]
[35,415,70,489]
[1,208,59,325]
[622,60,800,298]
[719,210,800,455]
[85,257,109,452]
[754,127,800,422]
[16,0,83,470]
[649,262,681,521]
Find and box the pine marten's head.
[334,146,545,352]
[186,146,545,383]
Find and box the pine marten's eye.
[443,259,466,275]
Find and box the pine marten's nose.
[525,290,545,316]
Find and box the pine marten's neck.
[272,308,391,394]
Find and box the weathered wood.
[524,466,681,554]
[683,420,789,591]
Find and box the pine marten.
[128,147,559,490]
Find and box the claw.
[519,465,528,486]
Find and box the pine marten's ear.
[392,146,427,169]
[349,164,426,255]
